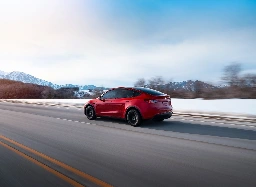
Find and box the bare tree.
[134,78,146,87]
[148,76,165,90]
[241,73,256,87]
[164,79,173,94]
[194,80,204,98]
[41,87,55,99]
[239,73,256,98]
[222,62,242,87]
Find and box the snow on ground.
[2,98,256,117]
[172,99,256,117]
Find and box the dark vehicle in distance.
[84,87,173,126]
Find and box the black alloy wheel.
[86,106,96,120]
[127,109,142,127]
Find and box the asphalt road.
[0,101,256,187]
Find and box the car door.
[95,89,117,117]
[111,89,134,118]
[108,89,124,118]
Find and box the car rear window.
[134,87,166,96]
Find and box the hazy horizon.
[0,69,223,87]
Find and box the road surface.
[0,101,256,187]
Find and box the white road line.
[200,121,205,122]
[56,118,60,120]
[74,121,79,123]
[211,122,215,123]
[68,120,72,121]
[81,122,85,124]
[86,122,90,124]
[63,119,67,121]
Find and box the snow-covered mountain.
[0,70,99,90]
[0,70,215,92]
[3,71,58,87]
[0,70,7,78]
[143,80,216,91]
[166,80,216,91]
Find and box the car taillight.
[144,99,158,103]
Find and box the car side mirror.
[99,96,105,102]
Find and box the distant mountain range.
[0,71,97,90]
[164,80,216,91]
[0,70,216,91]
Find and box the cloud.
[0,0,255,87]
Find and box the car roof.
[107,87,167,96]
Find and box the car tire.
[126,109,142,127]
[85,106,96,120]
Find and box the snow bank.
[172,99,256,117]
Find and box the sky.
[0,0,256,87]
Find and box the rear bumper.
[153,111,172,119]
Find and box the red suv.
[84,87,173,126]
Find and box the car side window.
[116,89,140,98]
[114,89,126,98]
[133,90,141,97]
[125,90,136,98]
[102,90,117,99]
